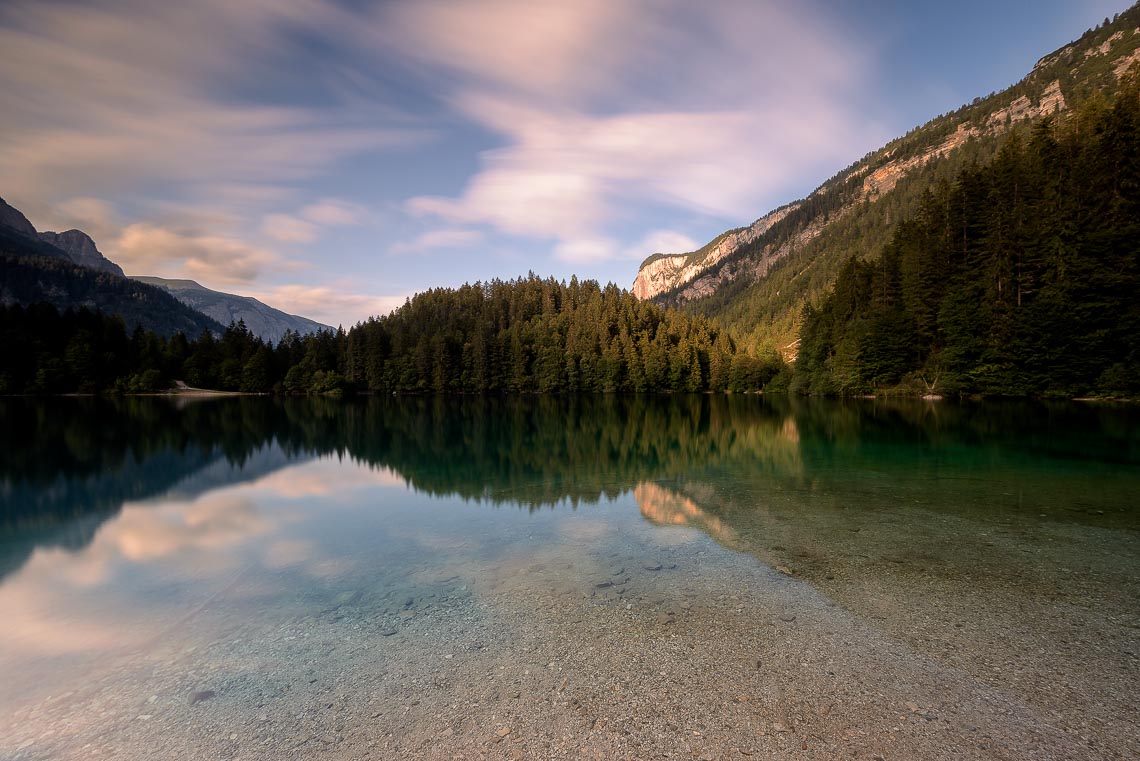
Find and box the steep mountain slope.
[134,276,330,343]
[0,196,328,342]
[0,198,223,337]
[0,254,224,338]
[633,8,1140,354]
[0,197,122,275]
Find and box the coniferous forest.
[795,76,1140,397]
[0,275,783,395]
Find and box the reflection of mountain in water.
[0,396,315,582]
[634,481,741,550]
[3,394,1136,584]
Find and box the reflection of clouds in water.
[262,539,316,569]
[0,583,150,658]
[301,557,357,580]
[252,458,407,499]
[117,495,269,562]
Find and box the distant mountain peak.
[36,229,124,277]
[0,197,37,237]
[0,197,124,276]
[132,276,331,344]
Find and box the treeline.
[795,77,1140,397]
[0,251,224,338]
[0,275,785,395]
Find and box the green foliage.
[796,78,1140,397]
[663,6,1140,354]
[0,275,784,395]
[0,253,223,338]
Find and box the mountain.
[132,276,331,343]
[0,197,223,337]
[0,255,224,338]
[36,229,123,276]
[0,197,122,275]
[632,8,1140,355]
[0,196,328,342]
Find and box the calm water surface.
[1,396,1137,759]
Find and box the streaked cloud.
[301,199,368,226]
[117,223,281,284]
[246,284,409,326]
[0,0,413,293]
[263,214,319,243]
[390,228,484,255]
[393,0,880,265]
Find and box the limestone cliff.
[632,204,797,300]
[631,14,1140,316]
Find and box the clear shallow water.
[1,396,1137,759]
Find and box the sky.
[0,0,1129,327]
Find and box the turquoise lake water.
[1,396,1137,759]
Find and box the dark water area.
[1,395,1137,759]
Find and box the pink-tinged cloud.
[117,223,280,284]
[390,0,881,265]
[246,284,410,326]
[301,199,368,226]
[389,228,485,255]
[263,213,319,243]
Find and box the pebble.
[643,563,663,571]
[189,690,215,705]
[779,614,796,623]
[381,629,398,637]
[611,567,625,576]
[497,726,511,737]
[772,721,790,733]
[595,581,613,589]
[656,613,674,625]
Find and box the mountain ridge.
[0,196,331,342]
[133,276,332,344]
[633,6,1140,352]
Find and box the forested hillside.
[0,275,780,394]
[0,253,224,338]
[643,8,1140,354]
[795,77,1140,397]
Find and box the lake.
[1,395,1137,760]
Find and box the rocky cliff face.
[631,205,798,300]
[36,230,124,276]
[632,15,1140,309]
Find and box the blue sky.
[0,0,1128,326]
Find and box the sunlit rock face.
[631,205,798,301]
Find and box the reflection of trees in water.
[2,394,1135,582]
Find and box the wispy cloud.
[0,0,413,285]
[389,228,485,255]
[263,214,319,244]
[301,199,368,226]
[117,223,281,284]
[391,0,880,265]
[246,284,409,326]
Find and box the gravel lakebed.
[3,507,1128,761]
